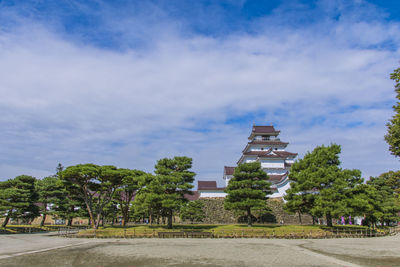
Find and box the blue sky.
[0,0,400,183]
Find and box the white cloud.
[0,1,399,184]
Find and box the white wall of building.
[266,169,287,175]
[244,157,257,163]
[285,159,295,164]
[269,179,291,198]
[260,159,285,169]
[199,191,227,198]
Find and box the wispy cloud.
[0,0,399,183]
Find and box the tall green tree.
[60,164,123,229]
[0,175,39,227]
[366,175,400,225]
[385,67,400,157]
[153,156,196,229]
[224,161,272,227]
[134,173,164,224]
[285,144,363,227]
[375,171,400,197]
[114,169,146,226]
[36,176,64,226]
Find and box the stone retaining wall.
[198,197,313,224]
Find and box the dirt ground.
[0,233,399,266]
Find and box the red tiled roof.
[268,173,288,183]
[248,140,288,146]
[274,151,297,157]
[198,181,217,189]
[224,166,235,176]
[243,150,297,158]
[198,181,226,191]
[185,191,200,201]
[252,125,280,134]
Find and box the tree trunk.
[122,205,128,227]
[40,214,47,227]
[167,210,173,229]
[67,218,73,226]
[2,212,11,227]
[40,203,47,227]
[298,212,302,225]
[95,213,101,229]
[247,208,252,227]
[326,212,333,227]
[84,200,96,229]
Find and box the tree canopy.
[224,161,272,227]
[285,144,363,227]
[385,67,400,157]
[153,156,196,229]
[60,164,123,229]
[0,175,39,227]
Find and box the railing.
[71,227,398,239]
[57,227,85,236]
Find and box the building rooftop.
[198,181,226,191]
[248,140,288,146]
[242,150,297,158]
[252,125,279,134]
[248,125,281,139]
[224,166,235,176]
[184,191,200,201]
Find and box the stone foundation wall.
[198,198,236,224]
[198,197,313,224]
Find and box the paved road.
[0,233,399,266]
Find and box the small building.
[198,124,297,198]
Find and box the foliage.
[284,144,363,227]
[153,156,196,228]
[77,224,370,239]
[180,200,205,223]
[0,175,39,227]
[133,173,164,223]
[375,171,400,197]
[60,164,123,229]
[114,169,146,226]
[224,161,272,226]
[385,67,400,157]
[364,175,400,225]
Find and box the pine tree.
[285,144,363,227]
[385,67,400,157]
[224,161,272,227]
[36,176,64,226]
[367,175,400,225]
[0,175,39,227]
[153,156,195,229]
[60,164,123,229]
[114,169,146,226]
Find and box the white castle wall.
[269,179,291,198]
[199,191,227,198]
[260,159,285,169]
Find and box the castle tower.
[223,125,297,198]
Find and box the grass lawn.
[0,224,87,234]
[76,224,371,238]
[1,223,382,238]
